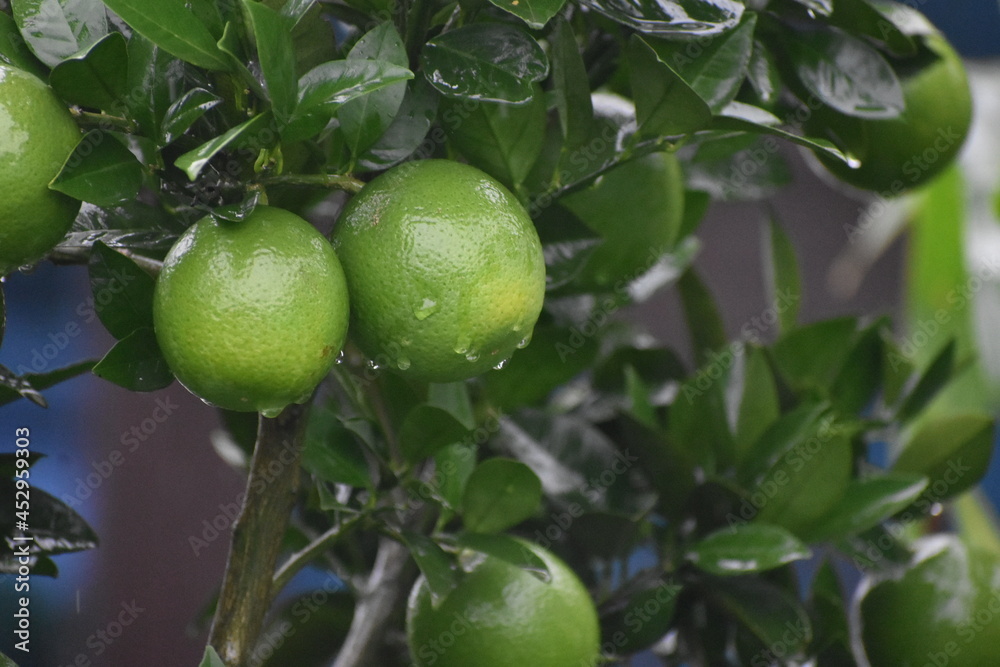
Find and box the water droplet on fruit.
[261,407,283,418]
[846,156,862,169]
[397,356,411,371]
[454,335,472,355]
[414,298,439,320]
[492,359,508,370]
[516,335,532,349]
[465,351,480,362]
[367,359,382,371]
[334,350,345,364]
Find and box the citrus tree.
[0,0,997,666]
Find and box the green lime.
[332,160,546,382]
[406,539,601,667]
[807,29,971,194]
[857,534,1000,666]
[0,65,81,274]
[153,206,349,415]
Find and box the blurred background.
[2,1,1000,665]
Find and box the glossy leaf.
[338,22,409,157]
[488,0,566,29]
[433,443,478,510]
[11,0,108,67]
[0,483,98,559]
[628,35,712,137]
[0,11,45,76]
[581,0,743,36]
[124,34,181,137]
[461,458,542,533]
[688,523,811,575]
[92,327,174,392]
[771,317,859,393]
[303,407,371,488]
[281,0,317,24]
[175,112,273,181]
[100,0,229,70]
[734,345,780,456]
[650,12,756,113]
[243,0,298,122]
[829,321,884,415]
[0,361,94,408]
[893,414,994,503]
[420,24,549,104]
[289,59,413,141]
[49,32,127,110]
[399,405,470,463]
[86,241,156,340]
[784,26,904,118]
[443,90,546,190]
[670,364,734,474]
[402,531,458,607]
[199,646,226,667]
[738,401,831,484]
[453,532,548,575]
[801,472,928,542]
[762,218,801,335]
[50,131,142,207]
[550,19,593,151]
[828,0,916,56]
[713,101,852,164]
[745,39,779,107]
[358,79,439,169]
[677,267,727,365]
[159,87,223,145]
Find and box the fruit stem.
[208,403,310,667]
[272,513,362,595]
[70,109,138,133]
[260,173,366,193]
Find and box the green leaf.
[303,407,371,488]
[357,78,439,169]
[453,532,548,575]
[628,35,712,137]
[488,0,566,29]
[550,19,593,151]
[771,317,859,393]
[420,24,549,104]
[712,101,852,164]
[893,414,995,504]
[50,131,142,207]
[0,483,98,560]
[426,382,475,429]
[829,320,885,415]
[709,577,812,656]
[434,443,478,510]
[670,364,734,474]
[677,267,727,365]
[734,345,780,456]
[896,340,956,422]
[828,0,916,56]
[402,531,458,607]
[48,32,127,110]
[338,22,408,157]
[687,523,811,575]
[86,241,156,339]
[443,90,546,190]
[0,361,95,408]
[11,0,108,67]
[461,458,542,533]
[100,0,229,70]
[124,34,182,137]
[738,401,831,484]
[762,218,801,335]
[649,12,756,114]
[288,59,413,141]
[801,473,928,542]
[92,327,174,391]
[582,0,743,36]
[175,112,273,180]
[399,404,471,463]
[784,26,904,118]
[159,87,223,145]
[198,645,226,667]
[0,11,46,76]
[0,649,19,667]
[280,0,317,24]
[242,0,298,122]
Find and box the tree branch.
[209,403,310,666]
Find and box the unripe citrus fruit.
[807,28,971,194]
[406,539,601,667]
[854,534,1000,666]
[153,206,349,415]
[0,65,81,274]
[332,160,546,382]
